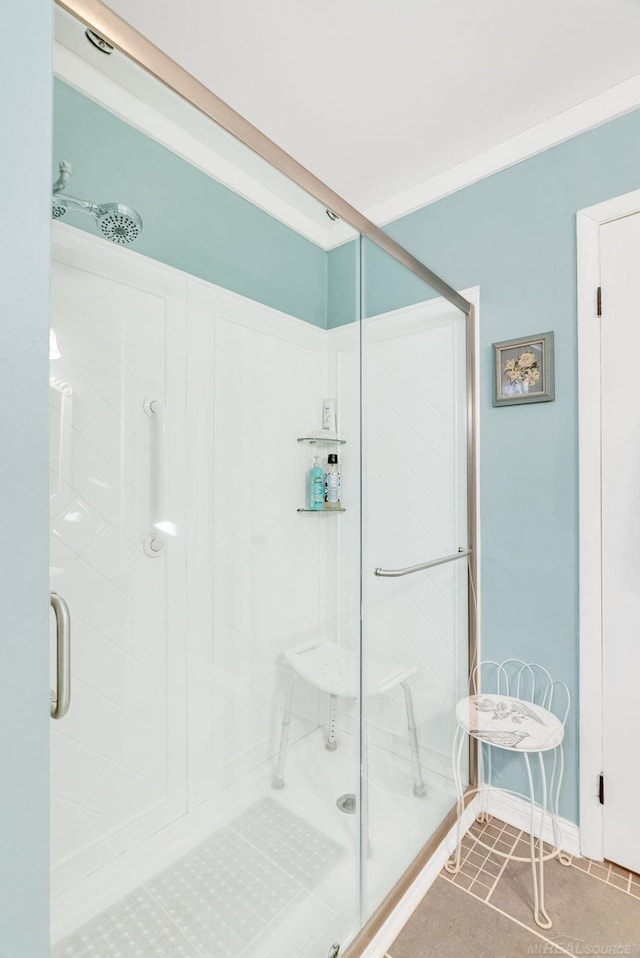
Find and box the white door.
[600,211,640,874]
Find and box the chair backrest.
[471,658,570,727]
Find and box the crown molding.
[364,75,640,229]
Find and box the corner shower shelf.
[297,507,345,513]
[297,436,347,445]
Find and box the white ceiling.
[103,0,640,217]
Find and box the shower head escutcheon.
[51,161,143,245]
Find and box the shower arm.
[52,191,100,216]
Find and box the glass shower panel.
[186,231,363,958]
[50,8,363,957]
[49,238,188,946]
[359,238,470,914]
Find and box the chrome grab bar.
[374,548,471,578]
[50,592,71,719]
[143,397,169,557]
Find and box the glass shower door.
[49,233,188,948]
[359,238,471,914]
[49,6,365,949]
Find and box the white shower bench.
[271,639,427,798]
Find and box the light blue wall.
[0,2,52,955]
[347,108,640,823]
[327,238,358,327]
[54,80,328,328]
[328,235,434,326]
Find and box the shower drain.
[336,793,356,814]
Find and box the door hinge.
[597,286,602,316]
[599,774,605,805]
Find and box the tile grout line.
[460,819,517,896]
[442,818,510,895]
[442,827,487,884]
[573,859,639,898]
[467,820,513,896]
[485,828,524,903]
[434,876,578,957]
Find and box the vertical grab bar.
[143,397,169,557]
[50,592,71,719]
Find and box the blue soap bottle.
[308,456,324,510]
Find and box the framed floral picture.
[493,331,555,406]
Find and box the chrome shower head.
[94,204,143,245]
[51,161,143,245]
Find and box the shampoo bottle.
[308,456,325,510]
[324,453,342,510]
[321,398,337,437]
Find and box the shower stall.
[48,4,477,957]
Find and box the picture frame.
[493,331,555,406]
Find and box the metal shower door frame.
[52,2,479,953]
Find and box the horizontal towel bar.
[374,548,471,578]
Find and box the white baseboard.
[357,796,481,958]
[484,789,581,858]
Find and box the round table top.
[456,694,564,752]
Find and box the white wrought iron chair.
[446,658,571,929]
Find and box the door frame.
[577,187,640,859]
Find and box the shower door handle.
[50,592,71,719]
[143,398,169,557]
[374,547,471,578]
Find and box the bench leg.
[272,675,298,789]
[401,680,427,798]
[326,693,338,751]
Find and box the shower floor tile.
[53,799,346,958]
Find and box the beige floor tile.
[610,873,631,891]
[387,877,547,958]
[481,856,504,878]
[494,838,514,854]
[590,862,611,881]
[503,824,521,838]
[467,849,487,868]
[490,855,640,955]
[453,872,473,891]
